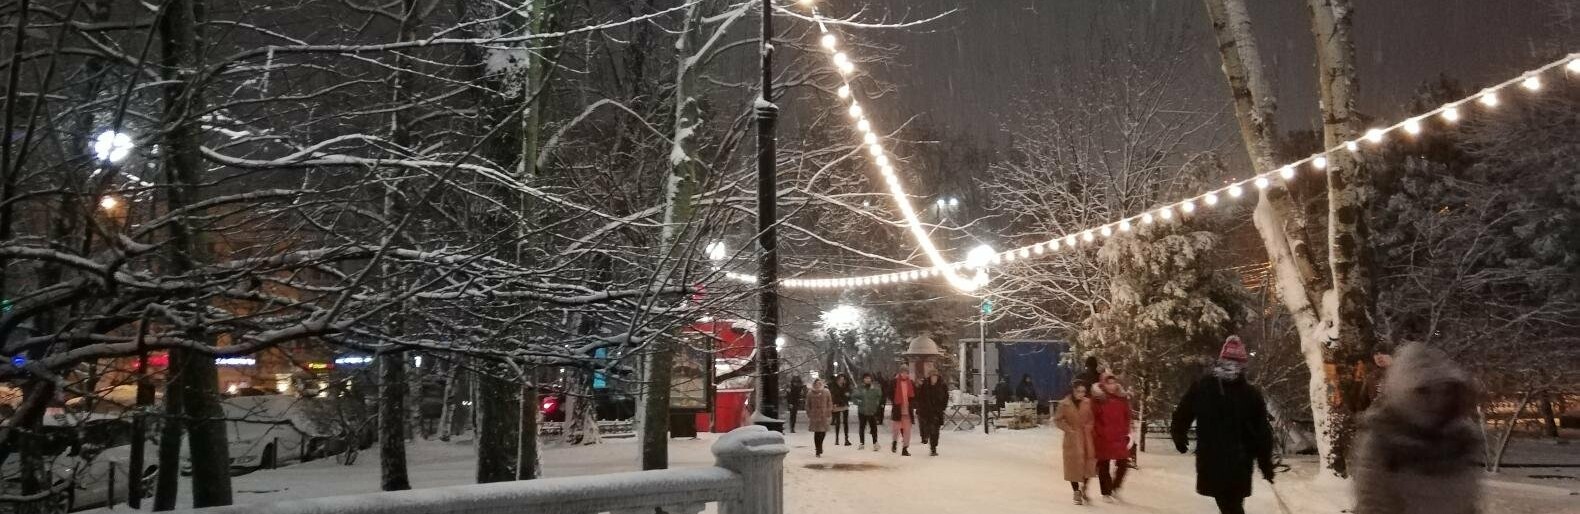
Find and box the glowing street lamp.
[820,304,863,332]
[705,241,728,263]
[93,131,134,163]
[98,196,120,211]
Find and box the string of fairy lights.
[719,2,1580,293]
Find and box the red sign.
[130,352,170,371]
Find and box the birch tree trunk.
[1203,0,1374,478]
[438,361,460,442]
[1307,0,1374,476]
[158,0,232,503]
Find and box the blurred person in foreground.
[1352,343,1481,514]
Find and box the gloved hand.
[1175,442,1188,454]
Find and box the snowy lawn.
[92,424,1578,513]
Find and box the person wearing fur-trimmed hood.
[1351,343,1481,514]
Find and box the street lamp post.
[966,245,994,434]
[753,0,783,432]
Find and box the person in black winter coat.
[1015,375,1038,402]
[1076,356,1102,390]
[992,375,1012,411]
[916,371,950,456]
[1171,336,1275,514]
[787,376,805,433]
[829,374,853,446]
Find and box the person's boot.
[930,443,938,457]
[872,442,879,452]
[901,446,911,456]
[1073,489,1083,506]
[891,441,897,453]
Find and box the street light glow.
[966,244,996,269]
[98,196,119,210]
[705,241,727,262]
[93,131,134,163]
[821,304,863,331]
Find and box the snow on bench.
[168,426,788,514]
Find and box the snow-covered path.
[97,421,1578,513]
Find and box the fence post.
[711,425,787,514]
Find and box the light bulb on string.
[1522,76,1542,91]
[864,132,878,145]
[1049,239,1062,251]
[1203,192,1219,206]
[1346,141,1359,153]
[1119,219,1132,232]
[1018,247,1031,258]
[1159,207,1174,220]
[1100,226,1113,238]
[1442,106,1461,122]
[1366,128,1386,144]
[1313,155,1328,170]
[1480,91,1499,107]
[848,103,862,118]
[1228,184,1245,198]
[1254,177,1270,190]
[875,154,889,167]
[1141,212,1154,224]
[833,52,850,67]
[868,144,883,157]
[1403,118,1422,135]
[1065,235,1077,246]
[857,119,871,132]
[1279,166,1295,180]
[1180,200,1196,214]
[837,85,851,99]
[1082,230,1095,242]
[1034,243,1046,255]
[820,34,837,49]
[1568,58,1580,73]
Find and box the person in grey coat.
[1352,343,1481,514]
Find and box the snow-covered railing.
[167,425,787,514]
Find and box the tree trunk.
[378,353,411,491]
[438,361,460,442]
[1308,0,1372,477]
[1491,391,1532,473]
[153,352,184,512]
[1538,391,1559,439]
[474,372,519,483]
[1203,0,1374,478]
[517,384,539,480]
[639,0,710,472]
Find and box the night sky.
[857,0,1573,147]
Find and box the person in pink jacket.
[890,368,917,456]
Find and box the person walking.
[890,368,917,456]
[1055,380,1098,505]
[1091,374,1132,501]
[805,378,833,457]
[830,374,853,446]
[854,373,884,451]
[786,375,804,433]
[917,371,949,456]
[1352,343,1481,514]
[1171,336,1275,514]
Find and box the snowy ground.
[94,420,1579,513]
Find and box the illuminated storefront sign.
[305,362,333,371]
[215,357,257,366]
[334,355,374,366]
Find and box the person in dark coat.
[1076,356,1102,391]
[829,374,853,446]
[1352,343,1481,514]
[992,375,1012,411]
[786,375,805,433]
[1171,336,1275,514]
[1015,374,1038,402]
[916,371,949,456]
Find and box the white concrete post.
[712,425,787,514]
